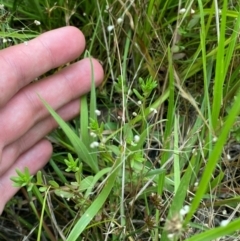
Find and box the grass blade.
[66,160,121,240]
[39,95,98,173]
[185,90,240,224]
[185,218,240,241]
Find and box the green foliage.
[10,167,33,192]
[3,0,240,240]
[64,153,79,172]
[139,76,158,98]
[133,76,158,104]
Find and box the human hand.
[0,26,104,214]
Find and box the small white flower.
[191,8,195,14]
[167,233,175,239]
[134,42,139,48]
[83,12,86,16]
[180,209,185,216]
[95,109,101,116]
[34,20,41,26]
[117,17,123,24]
[137,100,142,105]
[0,4,4,9]
[2,38,7,43]
[107,25,114,32]
[90,141,99,148]
[220,219,229,227]
[24,41,28,46]
[134,135,140,143]
[222,209,227,215]
[213,136,218,142]
[180,205,190,216]
[132,112,137,116]
[179,8,186,14]
[194,182,198,187]
[227,154,231,160]
[110,222,115,228]
[90,132,97,138]
[101,137,107,143]
[150,107,157,114]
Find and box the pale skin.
[0,26,104,214]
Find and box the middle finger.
[0,99,80,176]
[0,58,103,146]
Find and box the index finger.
[0,26,85,106]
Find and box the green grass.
[2,0,240,240]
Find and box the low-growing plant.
[2,0,240,240]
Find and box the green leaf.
[79,176,94,192]
[39,186,47,192]
[133,88,143,100]
[185,218,240,241]
[27,183,34,192]
[48,180,59,188]
[36,171,43,185]
[39,95,99,173]
[55,189,74,199]
[185,89,240,224]
[66,160,121,241]
[161,154,196,239]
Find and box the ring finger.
[0,98,81,176]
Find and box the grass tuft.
[2,0,240,240]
